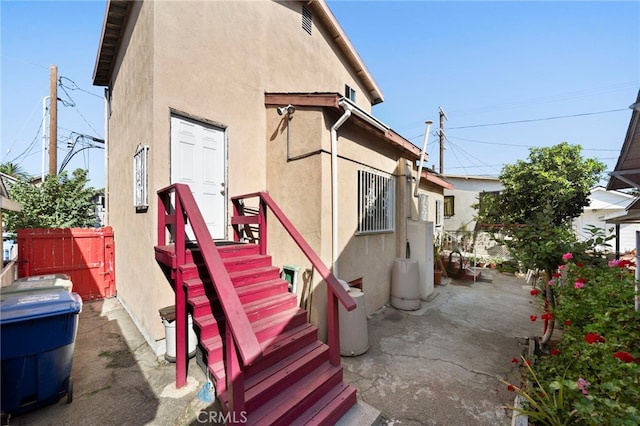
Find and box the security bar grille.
[357,170,395,234]
[133,144,149,209]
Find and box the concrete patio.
[7,269,538,425]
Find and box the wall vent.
[302,5,312,35]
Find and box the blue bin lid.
[0,291,82,325]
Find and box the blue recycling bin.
[0,290,82,416]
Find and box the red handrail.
[158,184,262,370]
[231,191,356,365]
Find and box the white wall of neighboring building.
[443,175,503,232]
[574,187,639,253]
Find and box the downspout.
[330,104,353,277]
[414,120,433,197]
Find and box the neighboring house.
[442,174,505,258]
[92,0,449,358]
[606,89,640,252]
[573,186,638,253]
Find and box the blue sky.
[327,1,640,182]
[2,1,639,189]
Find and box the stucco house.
[573,186,639,253]
[92,0,449,421]
[442,174,506,258]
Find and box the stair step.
[217,243,260,259]
[229,266,281,287]
[193,293,297,340]
[209,323,319,393]
[223,254,272,272]
[243,341,329,412]
[243,361,344,425]
[201,307,308,363]
[296,382,358,426]
[186,276,289,302]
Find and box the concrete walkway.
[6,270,538,425]
[341,270,539,425]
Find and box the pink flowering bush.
[506,253,640,424]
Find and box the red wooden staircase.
[155,184,357,425]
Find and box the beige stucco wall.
[265,105,428,328]
[104,0,382,349]
[105,0,175,349]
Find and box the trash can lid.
[2,274,73,299]
[0,291,82,325]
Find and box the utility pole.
[438,107,448,174]
[49,65,58,176]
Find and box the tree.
[3,169,99,232]
[0,162,28,179]
[477,142,606,274]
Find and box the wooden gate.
[17,227,115,301]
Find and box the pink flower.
[562,252,573,261]
[609,259,622,267]
[577,377,590,395]
[558,265,566,270]
[548,279,555,286]
[574,281,584,289]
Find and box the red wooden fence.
[17,227,115,301]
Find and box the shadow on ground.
[8,298,204,426]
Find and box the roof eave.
[309,0,384,105]
[92,0,133,87]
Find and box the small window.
[133,144,149,210]
[358,170,395,234]
[345,85,356,102]
[435,199,442,226]
[419,193,429,222]
[302,5,312,35]
[444,195,455,218]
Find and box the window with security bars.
[357,170,395,233]
[435,199,442,226]
[133,144,149,210]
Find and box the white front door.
[170,115,227,240]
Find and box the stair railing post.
[157,193,166,246]
[259,196,267,256]
[232,199,242,242]
[175,193,188,388]
[225,321,245,422]
[327,289,340,366]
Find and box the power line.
[447,136,621,152]
[448,109,628,130]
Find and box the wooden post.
[49,65,58,176]
[175,194,187,388]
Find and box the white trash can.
[338,281,369,356]
[159,306,197,362]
